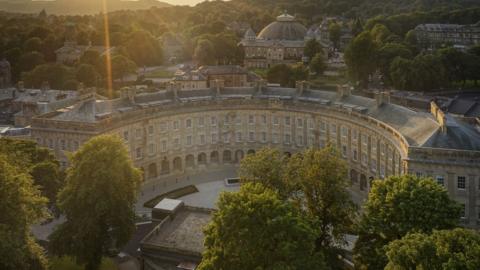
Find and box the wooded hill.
[0,0,171,15]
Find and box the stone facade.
[240,13,308,69]
[30,85,480,228]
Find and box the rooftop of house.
[33,86,480,152]
[141,206,212,256]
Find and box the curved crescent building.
[31,82,480,228]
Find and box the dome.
[257,13,307,41]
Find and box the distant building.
[30,85,480,230]
[172,65,261,89]
[415,22,480,49]
[0,81,80,126]
[311,17,353,50]
[240,13,311,69]
[240,13,353,69]
[140,199,213,270]
[0,58,11,88]
[172,69,208,90]
[13,82,80,127]
[197,65,260,87]
[56,22,115,64]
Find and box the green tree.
[49,135,142,270]
[390,56,413,90]
[377,43,412,85]
[291,63,309,84]
[267,64,293,87]
[0,155,49,270]
[0,138,63,210]
[309,52,327,75]
[30,161,63,211]
[370,23,392,45]
[24,37,43,52]
[437,47,469,86]
[193,39,216,66]
[18,51,45,73]
[80,50,103,71]
[386,228,480,270]
[304,38,323,60]
[198,183,327,270]
[22,63,75,89]
[239,148,289,198]
[344,31,378,88]
[124,30,163,66]
[411,53,447,91]
[240,147,356,266]
[328,23,342,49]
[76,64,99,87]
[353,175,461,270]
[404,29,417,47]
[110,55,137,81]
[287,147,356,250]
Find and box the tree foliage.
[239,147,356,266]
[353,175,462,270]
[328,23,342,49]
[386,228,480,270]
[344,31,378,88]
[198,183,327,270]
[304,39,323,60]
[193,39,216,66]
[0,155,49,270]
[49,135,141,270]
[0,138,62,208]
[266,64,308,87]
[124,30,163,66]
[309,53,327,75]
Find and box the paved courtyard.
[32,164,366,242]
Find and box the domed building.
[240,13,316,69]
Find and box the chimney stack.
[430,101,448,133]
[41,81,50,92]
[375,91,390,107]
[336,84,351,98]
[211,79,224,96]
[255,79,266,94]
[120,87,136,104]
[296,81,309,96]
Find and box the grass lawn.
[249,68,268,79]
[143,185,199,208]
[144,68,174,78]
[50,256,117,270]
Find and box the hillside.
[0,0,171,15]
[236,0,479,18]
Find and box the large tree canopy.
[386,228,480,270]
[0,155,49,270]
[239,147,356,267]
[198,183,327,270]
[344,31,378,88]
[49,135,141,270]
[353,175,462,270]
